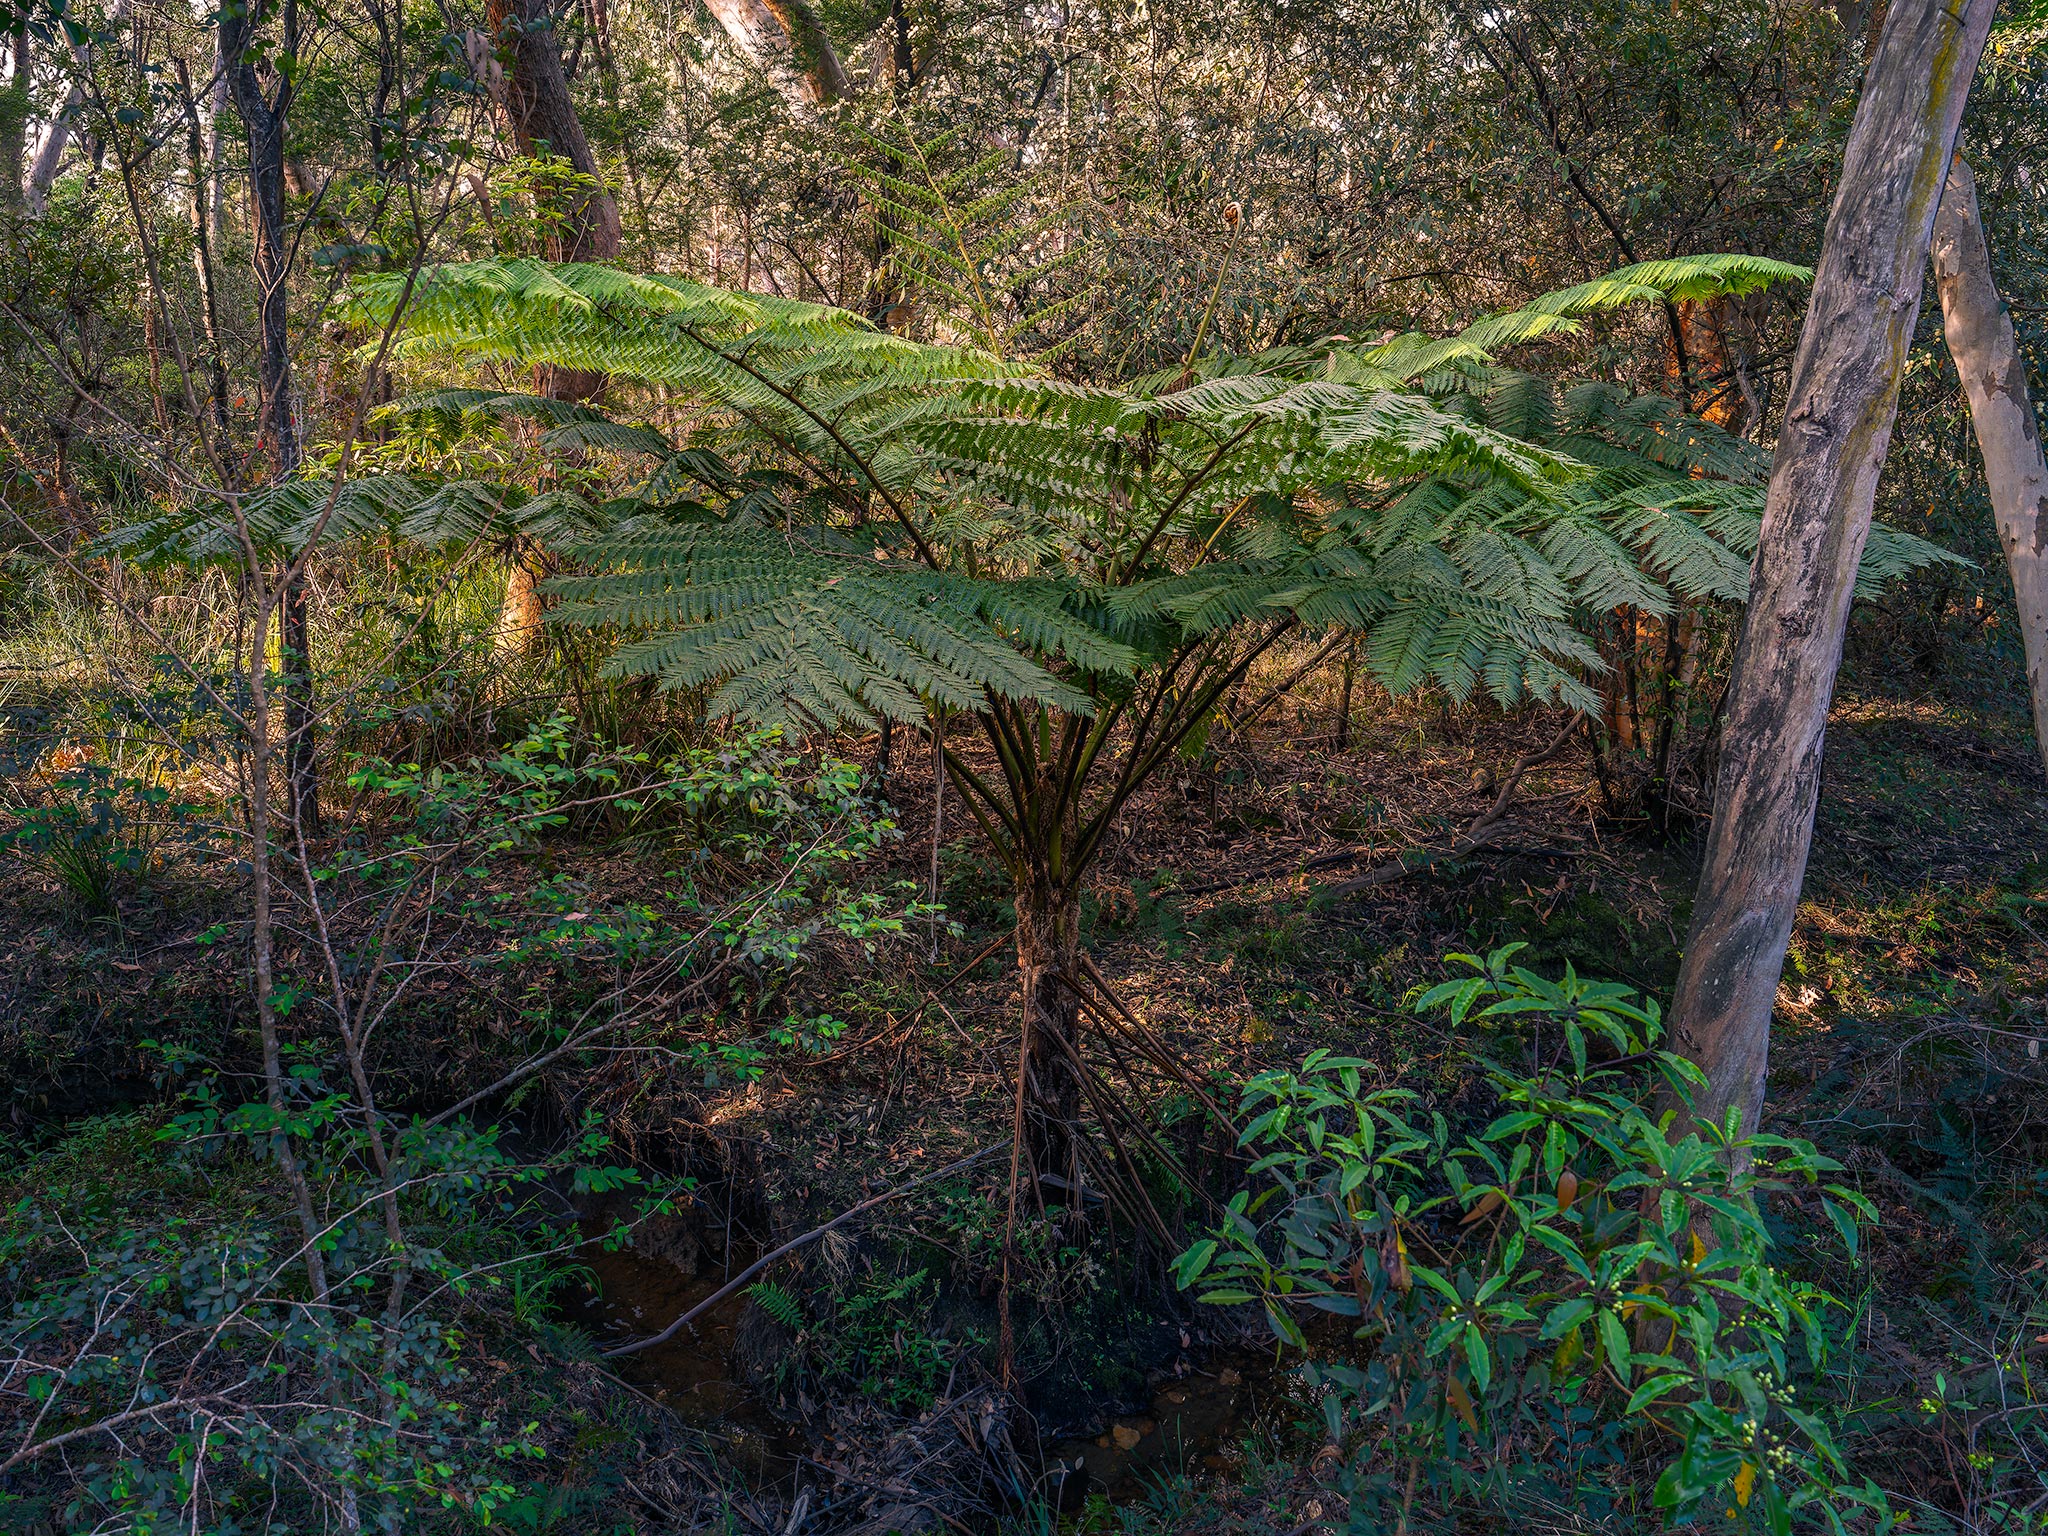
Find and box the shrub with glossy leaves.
[1175,945,1893,1534]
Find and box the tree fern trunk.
[1015,880,1083,1193]
[1663,0,1994,1147]
[1931,156,2048,781]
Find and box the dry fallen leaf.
[1461,1190,1503,1225]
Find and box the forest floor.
[5,636,2046,1533]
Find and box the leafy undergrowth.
[3,647,2044,1533]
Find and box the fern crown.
[321,250,1957,731]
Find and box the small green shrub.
[0,1100,596,1532]
[0,763,199,915]
[1176,944,1892,1534]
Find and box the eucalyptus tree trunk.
[485,0,622,642]
[25,0,132,216]
[1663,0,1995,1144]
[704,0,850,107]
[206,51,228,245]
[226,1,320,834]
[174,57,231,455]
[1932,155,2048,780]
[486,0,620,262]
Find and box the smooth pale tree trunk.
[1663,0,1995,1144]
[704,0,849,107]
[174,57,232,455]
[486,0,623,644]
[206,51,228,245]
[1932,155,2048,778]
[226,3,320,834]
[24,0,132,216]
[25,86,83,216]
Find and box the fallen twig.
[1221,634,1354,736]
[1323,716,1583,898]
[1174,840,1375,898]
[807,930,1010,1066]
[604,1143,1006,1357]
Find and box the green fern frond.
[346,250,1949,738]
[396,388,612,429]
[748,1280,806,1331]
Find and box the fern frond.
[347,251,1948,734]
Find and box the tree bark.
[1015,879,1084,1192]
[889,0,914,89]
[226,0,320,834]
[174,57,232,457]
[206,45,227,245]
[1932,155,2048,780]
[704,0,849,106]
[25,88,83,217]
[487,0,621,262]
[486,0,622,644]
[25,0,132,216]
[1663,0,1995,1144]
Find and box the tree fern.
[340,248,1964,1186]
[341,257,1960,993]
[343,251,1958,731]
[549,529,1135,729]
[748,1279,806,1332]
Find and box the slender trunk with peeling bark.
[1663,0,1995,1144]
[498,543,548,651]
[487,0,621,643]
[1932,155,2048,780]
[227,3,319,834]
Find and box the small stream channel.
[565,1239,798,1480]
[569,1227,1300,1508]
